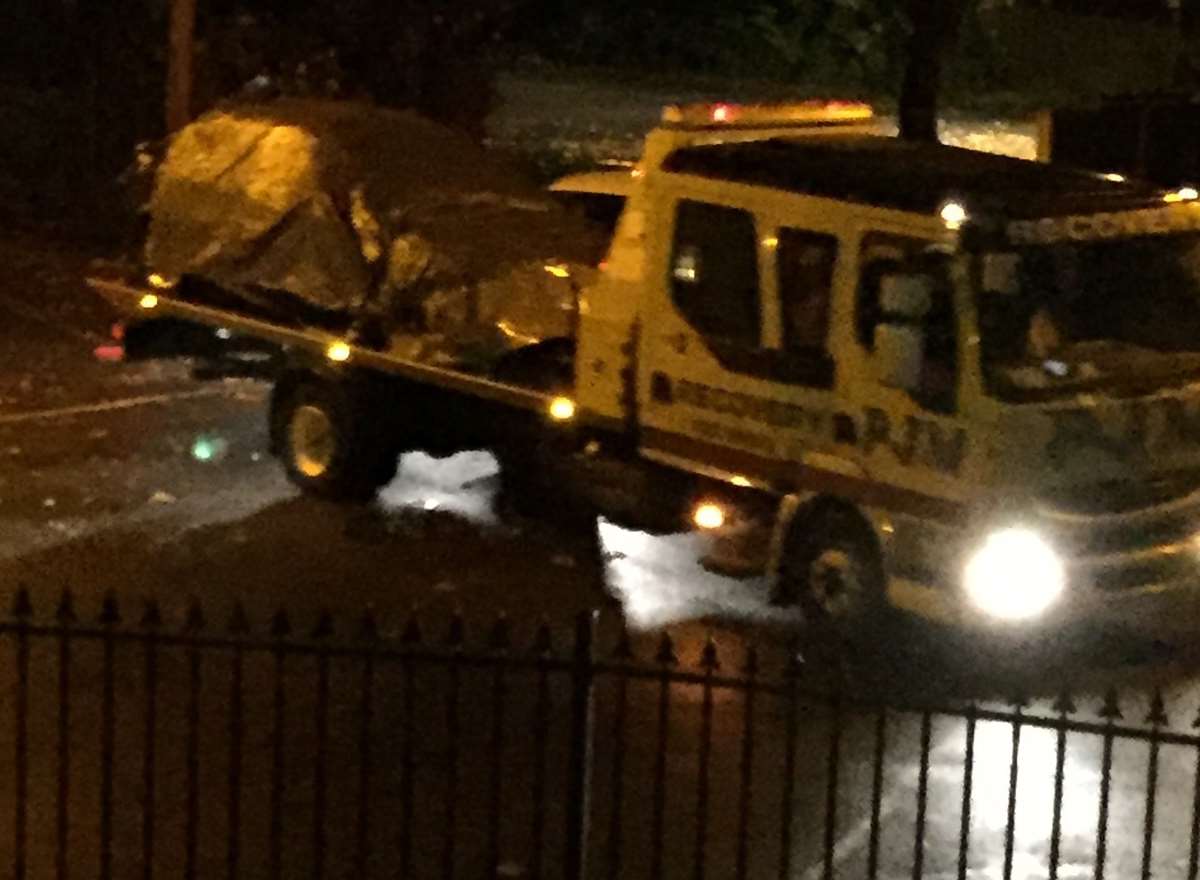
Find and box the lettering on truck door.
[638,195,842,485]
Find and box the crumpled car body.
[146,99,607,365]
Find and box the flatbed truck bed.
[86,276,557,416]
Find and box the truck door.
[636,196,840,483]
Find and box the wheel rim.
[290,404,337,478]
[808,547,863,620]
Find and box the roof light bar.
[661,100,874,129]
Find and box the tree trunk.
[898,0,966,143]
[166,0,197,133]
[1177,0,1200,86]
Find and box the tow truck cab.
[580,102,1200,633]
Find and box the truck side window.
[670,201,760,348]
[778,229,837,354]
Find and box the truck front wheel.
[271,377,398,502]
[775,507,887,631]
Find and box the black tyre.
[775,507,887,630]
[270,377,398,502]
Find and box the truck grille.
[1035,472,1200,591]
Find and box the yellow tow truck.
[92,100,1200,634]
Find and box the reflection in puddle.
[377,452,796,630]
[965,719,1102,879]
[598,518,793,631]
[377,451,500,524]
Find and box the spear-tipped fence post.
[1143,688,1168,880]
[99,593,120,880]
[55,591,75,880]
[355,608,379,880]
[268,608,290,880]
[530,619,555,880]
[650,630,679,880]
[312,610,333,880]
[695,634,720,880]
[1189,698,1200,880]
[486,614,512,878]
[183,598,203,880]
[227,603,249,880]
[779,639,804,880]
[1049,691,1077,880]
[399,607,422,880]
[565,610,598,880]
[141,600,163,880]
[1095,687,1122,880]
[12,588,31,880]
[442,611,465,880]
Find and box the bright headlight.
[964,528,1065,621]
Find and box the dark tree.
[168,0,198,132]
[898,0,966,142]
[1178,0,1200,85]
[1052,0,1169,22]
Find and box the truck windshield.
[978,234,1200,402]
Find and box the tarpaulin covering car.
[145,99,607,365]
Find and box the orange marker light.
[693,503,726,531]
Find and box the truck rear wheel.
[271,377,398,502]
[775,507,886,631]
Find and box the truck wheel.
[272,378,397,502]
[775,508,886,630]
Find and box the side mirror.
[874,323,925,392]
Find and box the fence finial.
[312,610,334,639]
[229,602,250,636]
[271,607,292,638]
[1146,689,1169,728]
[699,633,720,673]
[141,599,163,630]
[11,587,32,620]
[1053,690,1077,716]
[532,619,553,657]
[358,608,379,641]
[1100,687,1123,722]
[402,608,423,645]
[56,590,76,626]
[655,631,678,667]
[611,625,634,662]
[445,610,466,648]
[784,637,804,679]
[741,644,760,677]
[100,591,120,627]
[488,614,511,652]
[185,598,205,632]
